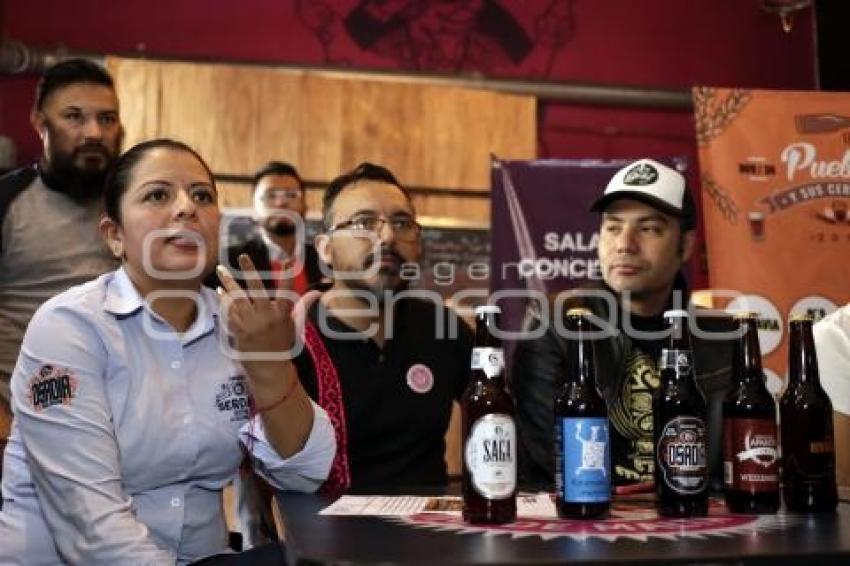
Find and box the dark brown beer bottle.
[722,313,780,514]
[554,308,610,519]
[462,305,516,524]
[653,310,709,518]
[780,315,838,513]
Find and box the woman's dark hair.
[103,139,215,225]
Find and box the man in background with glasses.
[292,162,472,492]
[216,161,324,295]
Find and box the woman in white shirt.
[0,139,335,564]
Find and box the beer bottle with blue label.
[654,310,709,517]
[462,305,516,524]
[554,308,611,519]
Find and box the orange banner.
[694,87,850,393]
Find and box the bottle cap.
[731,310,759,320]
[663,309,689,319]
[474,305,501,316]
[789,312,815,323]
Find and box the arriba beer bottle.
[462,305,516,524]
[554,308,610,519]
[653,310,709,517]
[780,314,838,513]
[722,313,780,514]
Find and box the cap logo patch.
[27,365,79,412]
[623,163,659,186]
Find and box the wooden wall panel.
[110,58,160,147]
[297,74,344,181]
[106,57,535,224]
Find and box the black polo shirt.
[294,296,473,488]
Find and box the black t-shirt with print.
[608,312,668,486]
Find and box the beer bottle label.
[464,413,516,499]
[557,417,611,503]
[471,347,504,378]
[657,416,707,494]
[722,417,779,492]
[659,349,692,374]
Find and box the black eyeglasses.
[329,214,421,241]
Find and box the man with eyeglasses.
[291,162,473,492]
[216,161,323,295]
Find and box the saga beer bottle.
[780,314,838,513]
[722,313,780,513]
[653,309,709,517]
[462,305,516,524]
[554,308,611,519]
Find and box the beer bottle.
[722,313,780,514]
[462,305,516,524]
[780,314,838,513]
[653,309,709,517]
[554,308,610,519]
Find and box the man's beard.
[42,124,115,203]
[335,247,411,304]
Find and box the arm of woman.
[11,301,175,563]
[217,256,335,490]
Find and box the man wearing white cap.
[514,158,735,492]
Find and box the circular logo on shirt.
[406,364,435,394]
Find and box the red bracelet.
[253,372,300,414]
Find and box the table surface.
[275,489,850,565]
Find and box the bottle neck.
[474,312,502,350]
[736,318,765,383]
[788,320,821,385]
[666,316,692,351]
[573,337,595,387]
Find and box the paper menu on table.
[319,494,556,517]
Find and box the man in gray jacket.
[513,158,735,492]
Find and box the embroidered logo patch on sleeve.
[27,365,79,412]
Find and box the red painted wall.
[1,0,817,168]
[0,1,817,288]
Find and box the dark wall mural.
[296,0,572,76]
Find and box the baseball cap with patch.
[590,158,696,230]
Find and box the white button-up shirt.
[0,268,335,564]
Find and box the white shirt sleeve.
[239,400,336,492]
[11,304,176,564]
[814,305,850,416]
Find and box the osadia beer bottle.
[653,310,709,517]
